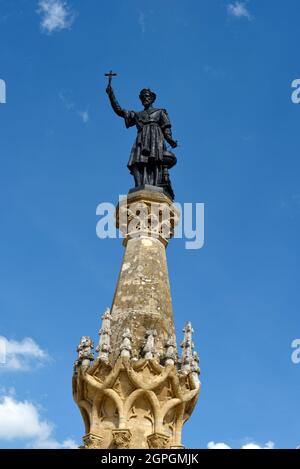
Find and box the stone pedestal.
[73,189,200,449]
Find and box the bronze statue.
[105,72,178,200]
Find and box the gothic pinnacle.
[180,322,195,373]
[96,308,112,363]
[120,328,133,358]
[143,330,158,360]
[76,336,94,370]
[164,337,177,366]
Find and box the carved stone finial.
[164,337,177,366]
[143,329,157,360]
[190,350,201,385]
[120,328,133,358]
[96,308,112,363]
[76,336,94,369]
[180,322,194,373]
[191,351,200,373]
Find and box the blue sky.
[0,0,300,449]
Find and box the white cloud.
[31,437,78,449]
[59,91,90,124]
[208,440,275,449]
[203,65,229,79]
[242,441,275,449]
[0,395,77,448]
[38,0,75,34]
[59,90,75,110]
[0,336,49,372]
[0,395,51,441]
[77,110,89,124]
[208,441,231,449]
[227,2,252,20]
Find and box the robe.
[123,108,172,170]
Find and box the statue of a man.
[106,83,178,200]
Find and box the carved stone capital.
[147,432,170,449]
[116,191,180,246]
[112,429,132,449]
[83,433,103,449]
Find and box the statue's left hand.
[170,140,178,149]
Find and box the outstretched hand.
[106,84,113,95]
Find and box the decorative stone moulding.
[73,351,200,449]
[116,190,180,247]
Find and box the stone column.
[110,190,179,363]
[73,189,200,449]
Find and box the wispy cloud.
[208,440,275,449]
[59,90,90,124]
[203,65,230,79]
[138,11,146,33]
[32,437,78,449]
[280,194,300,219]
[0,394,77,448]
[227,1,252,20]
[0,336,49,372]
[77,110,89,124]
[38,0,75,34]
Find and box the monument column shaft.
[110,235,175,363]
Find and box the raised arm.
[106,84,126,118]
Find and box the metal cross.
[105,70,117,86]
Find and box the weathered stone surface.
[116,190,179,245]
[83,433,104,449]
[73,189,200,449]
[148,432,170,449]
[112,429,132,449]
[109,235,176,364]
[73,357,200,449]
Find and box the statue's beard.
[143,100,153,107]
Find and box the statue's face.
[140,92,154,107]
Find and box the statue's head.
[139,88,156,108]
